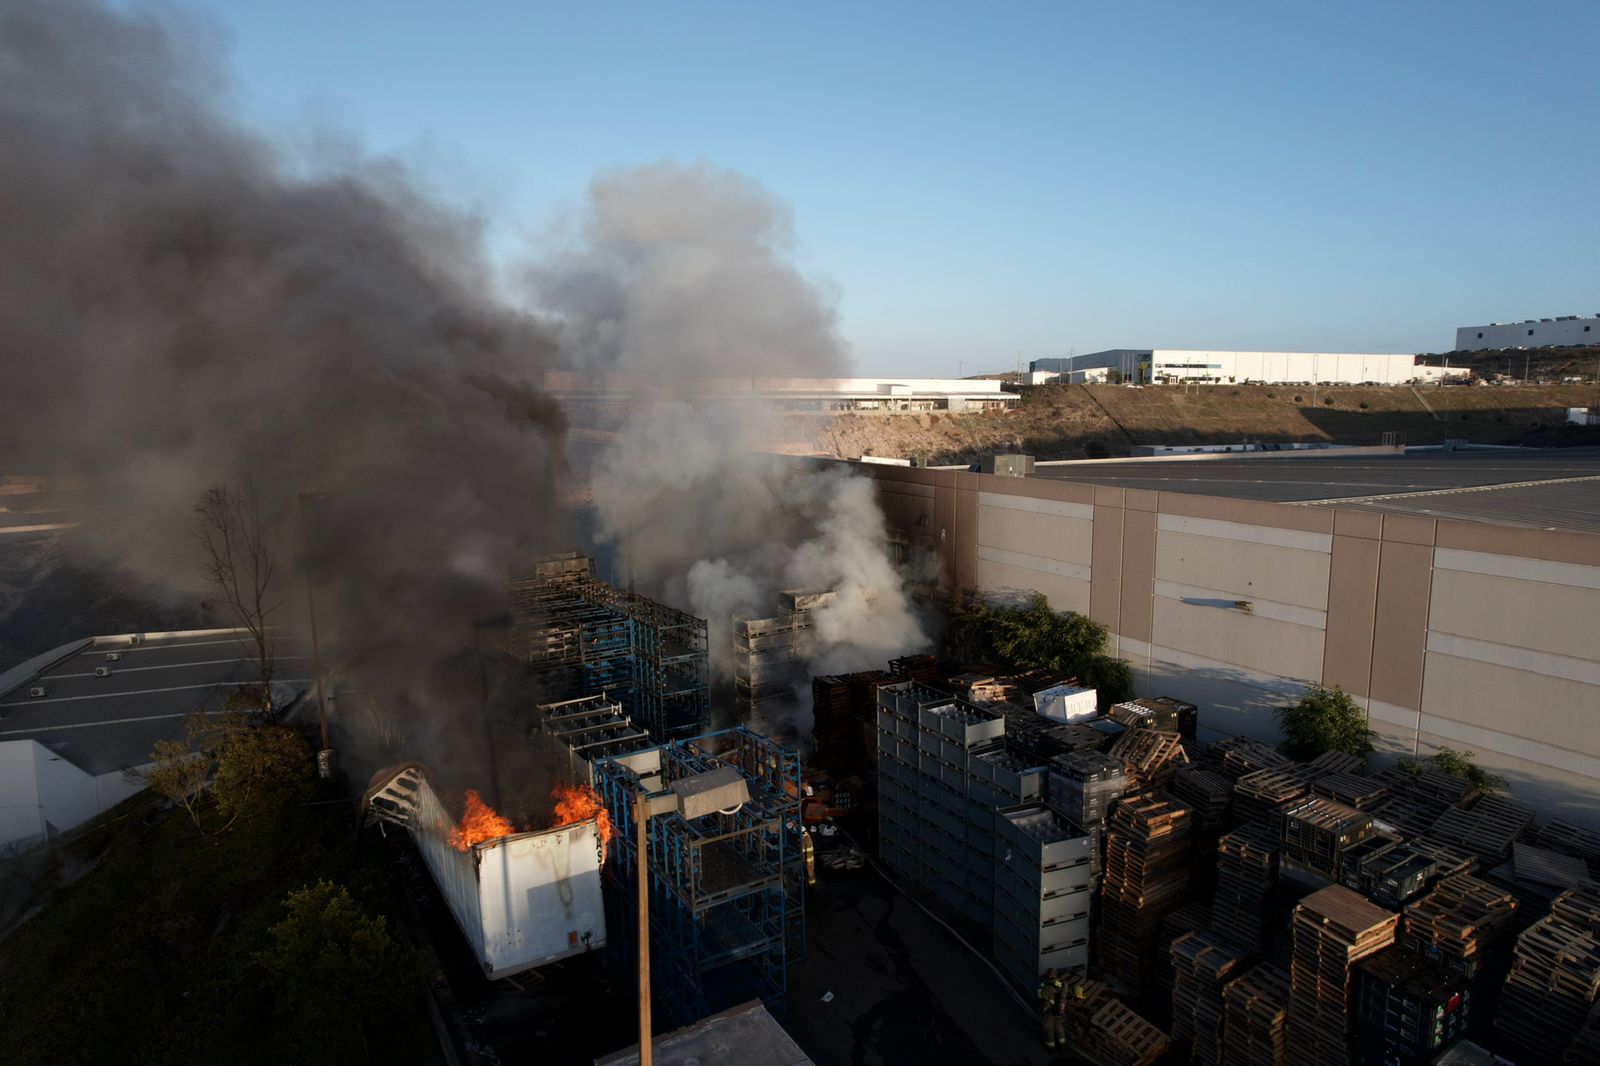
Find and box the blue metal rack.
[593,727,802,1028]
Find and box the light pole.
[631,766,752,1066]
[296,492,333,775]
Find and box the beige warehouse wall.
[859,460,1600,826]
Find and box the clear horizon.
[198,0,1597,376]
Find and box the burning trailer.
[362,764,608,979]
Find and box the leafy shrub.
[1293,394,1304,403]
[1397,747,1507,794]
[1276,685,1374,761]
[1322,396,1335,406]
[1358,401,1369,410]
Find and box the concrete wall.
[1456,318,1599,351]
[0,740,44,847]
[861,464,1600,826]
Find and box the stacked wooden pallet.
[886,653,939,683]
[1373,765,1481,808]
[1405,835,1481,879]
[1306,750,1364,777]
[1110,727,1188,787]
[1171,930,1251,1066]
[1222,963,1291,1066]
[1073,981,1173,1066]
[1495,885,1600,1061]
[1538,818,1600,874]
[1366,792,1450,838]
[1428,795,1536,865]
[1286,885,1399,1066]
[1279,796,1373,880]
[1156,901,1213,1001]
[1312,771,1388,809]
[1402,874,1519,978]
[812,670,894,778]
[1098,795,1194,986]
[1171,765,1235,832]
[1214,822,1280,954]
[1233,765,1315,824]
[1208,737,1291,781]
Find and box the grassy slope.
[812,383,1600,462]
[0,787,428,1065]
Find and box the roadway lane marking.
[49,655,313,679]
[0,678,313,708]
[0,522,78,535]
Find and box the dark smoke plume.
[0,0,566,790]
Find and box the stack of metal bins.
[968,747,1048,924]
[874,681,926,882]
[913,697,1006,921]
[1047,751,1127,829]
[992,805,1095,992]
[1352,947,1473,1065]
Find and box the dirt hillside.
[806,383,1600,463]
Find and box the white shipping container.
[1033,683,1098,724]
[407,773,607,978]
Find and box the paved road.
[787,859,1075,1066]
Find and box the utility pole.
[636,789,652,1066]
[296,492,332,773]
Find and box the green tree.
[1275,685,1375,761]
[138,708,234,827]
[257,881,419,1061]
[948,593,1133,706]
[213,723,314,829]
[1397,747,1507,794]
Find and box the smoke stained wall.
[532,163,931,729]
[0,0,567,794]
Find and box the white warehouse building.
[1033,350,1454,386]
[1456,316,1600,352]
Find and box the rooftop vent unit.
[29,686,46,698]
[94,667,111,678]
[105,652,121,662]
[128,635,143,645]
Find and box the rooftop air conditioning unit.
[29,686,46,698]
[94,667,111,678]
[128,635,143,645]
[105,652,121,662]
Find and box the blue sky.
[197,1,1597,376]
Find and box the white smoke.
[533,162,931,728]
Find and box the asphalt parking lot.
[786,851,1073,1066]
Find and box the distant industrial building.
[1031,350,1455,386]
[543,372,1017,412]
[1455,315,1600,351]
[0,629,310,853]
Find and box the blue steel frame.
[593,727,802,1028]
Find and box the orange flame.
[552,782,613,852]
[448,789,516,851]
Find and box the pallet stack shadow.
[1098,794,1193,986]
[1494,884,1600,1061]
[1287,884,1399,1066]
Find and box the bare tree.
[196,480,281,723]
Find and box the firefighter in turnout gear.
[1038,968,1066,1049]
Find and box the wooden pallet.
[1286,886,1398,1066]
[1171,930,1250,1066]
[1208,736,1292,780]
[1428,795,1535,864]
[1312,771,1388,808]
[1495,889,1600,1061]
[1111,727,1189,782]
[1401,874,1518,975]
[1222,963,1290,1066]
